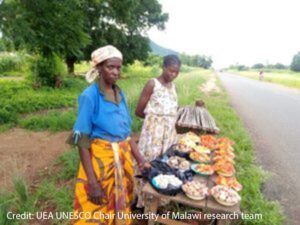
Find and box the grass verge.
[227,69,300,89]
[19,110,76,132]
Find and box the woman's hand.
[129,139,151,172]
[138,161,151,171]
[88,182,103,205]
[79,148,104,205]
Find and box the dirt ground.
[0,128,70,189]
[0,129,140,190]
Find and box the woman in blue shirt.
[69,45,148,225]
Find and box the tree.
[237,65,248,71]
[273,63,287,70]
[0,0,168,83]
[290,52,300,72]
[0,0,168,80]
[70,0,168,73]
[252,63,264,69]
[179,53,193,66]
[143,53,162,67]
[197,55,213,69]
[0,0,90,57]
[0,0,90,85]
[266,63,287,70]
[179,53,213,69]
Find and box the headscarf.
[85,45,123,83]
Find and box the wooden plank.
[142,173,241,225]
[143,194,159,225]
[142,183,206,209]
[206,195,241,214]
[143,182,241,214]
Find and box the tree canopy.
[252,63,264,69]
[79,0,167,65]
[179,53,213,69]
[0,0,90,57]
[0,0,168,76]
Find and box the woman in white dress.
[135,54,181,207]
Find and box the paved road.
[218,72,300,225]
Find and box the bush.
[61,77,88,91]
[0,52,23,74]
[19,110,76,132]
[0,79,80,126]
[122,61,160,78]
[0,109,18,124]
[143,54,162,67]
[30,54,67,87]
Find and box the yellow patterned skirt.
[73,139,134,225]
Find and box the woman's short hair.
[163,54,181,67]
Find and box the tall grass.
[122,60,160,79]
[0,153,78,225]
[0,177,37,225]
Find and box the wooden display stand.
[142,178,241,225]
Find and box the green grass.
[19,110,76,132]
[0,150,78,225]
[118,77,149,132]
[0,190,16,225]
[0,177,37,225]
[0,61,159,132]
[122,60,160,79]
[0,77,87,128]
[228,69,300,89]
[56,148,80,180]
[0,60,197,132]
[0,123,15,133]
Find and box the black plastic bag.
[140,159,182,196]
[166,144,190,159]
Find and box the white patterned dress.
[138,78,178,161]
[136,78,178,207]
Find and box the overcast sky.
[147,0,300,68]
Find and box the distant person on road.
[68,45,149,225]
[135,54,181,207]
[259,70,264,81]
